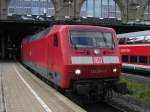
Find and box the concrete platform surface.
[0,62,86,112]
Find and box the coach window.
[126,37,135,44]
[134,36,144,44]
[145,35,150,43]
[54,33,58,47]
[122,55,128,62]
[130,56,137,63]
[139,56,148,64]
[119,38,126,45]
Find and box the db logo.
[93,57,103,64]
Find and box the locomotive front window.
[70,31,114,48]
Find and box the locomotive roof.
[22,25,116,43]
[53,25,114,31]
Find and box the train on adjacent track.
[21,25,127,99]
[117,30,150,72]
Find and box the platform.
[0,62,86,112]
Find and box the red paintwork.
[120,45,150,56]
[21,25,121,89]
[119,45,150,65]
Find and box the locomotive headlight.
[113,68,117,73]
[75,69,81,75]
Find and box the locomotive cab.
[57,25,127,96]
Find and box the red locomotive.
[117,30,150,72]
[21,25,127,98]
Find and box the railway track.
[121,72,150,84]
[107,101,128,112]
[83,101,126,112]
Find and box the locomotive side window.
[70,31,114,48]
[54,33,58,47]
[119,37,126,45]
[139,56,148,64]
[122,55,128,62]
[130,56,137,63]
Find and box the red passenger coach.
[117,30,150,72]
[21,25,127,98]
